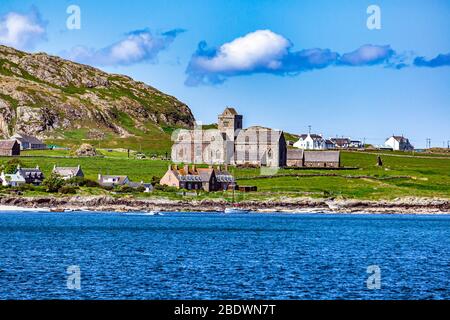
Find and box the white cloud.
[65,29,184,66]
[0,9,46,50]
[195,30,291,73]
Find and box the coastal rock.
[0,195,449,214]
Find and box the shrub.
[66,176,85,186]
[150,176,161,185]
[66,177,99,188]
[17,184,35,192]
[42,173,65,193]
[59,186,78,194]
[135,186,146,193]
[3,158,23,174]
[118,185,135,193]
[84,179,100,188]
[154,184,178,192]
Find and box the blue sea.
[0,211,449,300]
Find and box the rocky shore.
[0,196,449,214]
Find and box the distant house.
[287,149,304,167]
[160,165,236,192]
[214,167,236,191]
[97,174,151,191]
[11,133,46,150]
[142,183,153,193]
[17,165,45,185]
[330,138,351,149]
[98,174,130,187]
[304,151,341,168]
[349,140,364,149]
[0,140,20,156]
[0,171,26,187]
[53,165,84,180]
[325,139,335,150]
[385,136,414,151]
[293,134,325,150]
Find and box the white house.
[98,174,130,187]
[0,171,26,187]
[385,136,414,151]
[53,165,84,180]
[293,134,326,150]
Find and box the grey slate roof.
[0,140,18,149]
[53,166,82,177]
[304,151,340,162]
[13,134,45,145]
[178,175,203,182]
[18,167,44,180]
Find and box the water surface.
[0,211,449,300]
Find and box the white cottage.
[385,136,414,151]
[293,134,326,150]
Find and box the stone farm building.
[286,149,304,167]
[160,164,236,192]
[11,133,47,150]
[287,150,341,168]
[172,107,287,168]
[0,140,20,156]
[304,151,340,168]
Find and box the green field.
[1,150,449,200]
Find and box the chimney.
[53,164,56,171]
[36,165,40,170]
[98,173,102,181]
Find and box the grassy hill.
[1,150,449,200]
[0,45,195,155]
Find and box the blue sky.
[1,0,449,147]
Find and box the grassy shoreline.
[1,150,449,201]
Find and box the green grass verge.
[1,150,449,200]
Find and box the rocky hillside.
[0,45,195,151]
